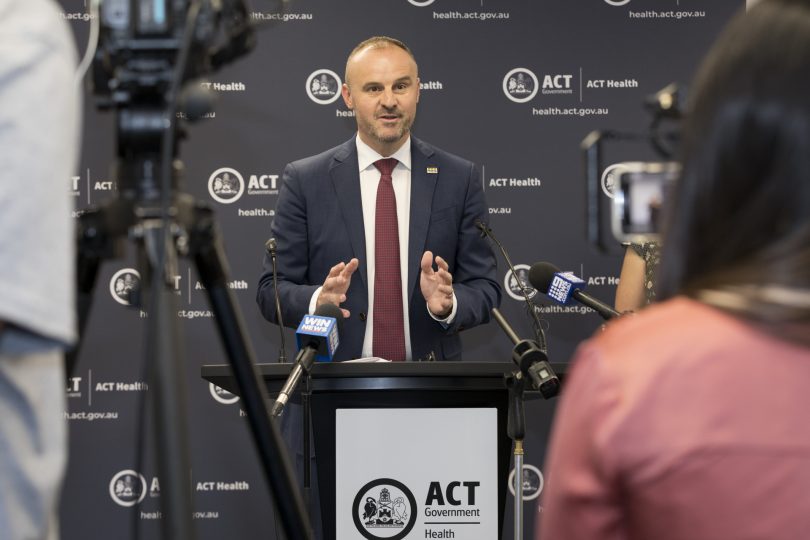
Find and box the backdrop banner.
[56,0,745,537]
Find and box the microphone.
[528,262,620,320]
[270,303,343,417]
[491,308,560,399]
[265,238,287,363]
[475,219,548,352]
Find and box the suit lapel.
[408,137,438,300]
[331,139,368,290]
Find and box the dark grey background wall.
[57,0,743,537]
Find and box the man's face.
[342,45,420,156]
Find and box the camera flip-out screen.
[612,161,680,244]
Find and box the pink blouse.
[538,297,810,540]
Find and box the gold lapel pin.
[426,166,438,174]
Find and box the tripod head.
[90,0,255,199]
[92,0,254,108]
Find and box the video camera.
[583,83,686,248]
[92,0,255,109]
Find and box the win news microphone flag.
[271,303,342,417]
[295,308,340,362]
[529,262,620,320]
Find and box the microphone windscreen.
[265,237,277,253]
[528,262,561,292]
[314,302,344,334]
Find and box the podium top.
[202,361,567,396]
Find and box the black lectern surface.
[203,360,567,394]
[202,361,564,539]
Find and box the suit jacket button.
[359,312,367,321]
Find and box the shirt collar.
[355,134,412,172]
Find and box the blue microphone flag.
[547,272,586,305]
[295,314,339,362]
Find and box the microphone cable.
[475,220,548,353]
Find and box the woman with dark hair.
[537,1,810,539]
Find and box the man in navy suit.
[256,36,500,537]
[257,35,500,362]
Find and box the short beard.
[366,117,412,145]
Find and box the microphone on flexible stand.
[528,261,620,320]
[265,238,287,363]
[271,303,343,418]
[491,308,560,399]
[475,220,548,352]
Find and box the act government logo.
[209,167,245,204]
[408,0,436,6]
[209,382,240,405]
[110,470,147,507]
[508,464,544,501]
[110,268,141,306]
[353,478,417,540]
[503,68,539,103]
[209,167,279,205]
[306,69,342,105]
[601,162,631,198]
[505,265,537,301]
[604,0,631,5]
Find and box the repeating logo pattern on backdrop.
[505,265,537,301]
[601,162,630,198]
[207,167,279,209]
[353,478,417,540]
[508,464,544,501]
[109,470,147,507]
[209,383,240,405]
[69,175,81,198]
[208,167,245,204]
[61,1,731,537]
[503,68,539,103]
[504,65,636,118]
[306,69,342,105]
[109,268,141,306]
[504,67,574,102]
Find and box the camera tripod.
[68,102,313,539]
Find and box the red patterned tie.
[372,158,406,361]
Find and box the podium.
[203,361,539,539]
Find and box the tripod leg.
[68,200,140,376]
[190,204,313,540]
[67,245,100,376]
[67,208,116,376]
[141,223,196,540]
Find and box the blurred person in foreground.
[538,1,810,538]
[0,0,80,538]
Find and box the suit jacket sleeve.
[443,162,501,333]
[256,161,319,328]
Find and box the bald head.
[344,36,418,88]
